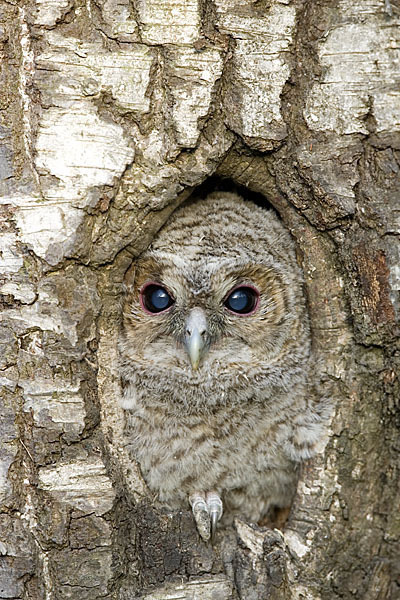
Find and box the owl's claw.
[189,491,223,542]
[206,491,223,540]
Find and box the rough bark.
[0,0,399,598]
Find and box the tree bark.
[0,0,399,598]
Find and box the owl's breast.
[124,397,297,518]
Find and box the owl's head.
[119,193,310,410]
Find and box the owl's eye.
[224,286,259,315]
[140,284,174,314]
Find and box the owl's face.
[119,194,310,409]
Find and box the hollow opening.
[116,178,314,542]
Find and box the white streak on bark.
[14,201,83,265]
[37,33,154,113]
[137,0,201,45]
[0,282,37,303]
[167,47,224,147]
[20,486,53,600]
[96,0,139,39]
[217,2,296,143]
[35,104,134,190]
[24,391,86,439]
[0,455,14,506]
[304,5,400,135]
[234,519,265,557]
[33,0,73,27]
[284,530,311,558]
[5,285,81,344]
[140,576,232,599]
[18,8,40,189]
[38,460,115,515]
[0,233,24,274]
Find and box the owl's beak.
[184,308,208,370]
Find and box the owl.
[119,192,323,541]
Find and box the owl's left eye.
[140,284,175,314]
[224,286,259,315]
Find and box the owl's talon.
[210,511,219,540]
[189,492,211,541]
[206,491,223,540]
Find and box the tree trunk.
[1,0,399,598]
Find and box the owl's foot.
[189,491,223,542]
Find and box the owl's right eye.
[140,284,175,314]
[224,285,259,315]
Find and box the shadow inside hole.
[190,176,273,212]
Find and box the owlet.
[119,192,323,540]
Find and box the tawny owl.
[119,192,324,540]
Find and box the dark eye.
[140,284,174,314]
[224,286,259,315]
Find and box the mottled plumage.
[119,192,323,538]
